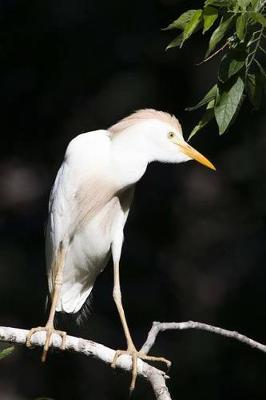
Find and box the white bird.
[26,109,215,390]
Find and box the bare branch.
[2,321,266,400]
[196,41,229,66]
[140,320,266,355]
[0,326,171,400]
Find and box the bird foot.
[111,345,171,392]
[26,325,66,362]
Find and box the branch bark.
[0,326,171,400]
[1,321,266,400]
[140,321,266,355]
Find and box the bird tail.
[73,291,93,325]
[47,290,93,328]
[57,278,93,314]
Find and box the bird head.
[151,127,215,171]
[110,109,215,171]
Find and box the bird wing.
[60,186,135,316]
[46,130,118,288]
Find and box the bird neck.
[111,131,149,188]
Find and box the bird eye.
[168,132,175,139]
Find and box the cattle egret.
[26,109,215,390]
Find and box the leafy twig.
[164,0,266,137]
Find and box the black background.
[1,1,266,399]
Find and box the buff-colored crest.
[109,109,182,135]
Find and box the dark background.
[1,1,266,399]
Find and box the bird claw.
[111,346,171,392]
[26,326,66,362]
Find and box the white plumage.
[27,109,215,387]
[46,111,189,315]
[46,130,121,313]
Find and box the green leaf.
[246,73,263,109]
[249,12,266,27]
[186,84,217,111]
[166,34,183,50]
[204,0,230,7]
[218,49,246,82]
[0,345,15,360]
[236,14,247,40]
[238,0,252,10]
[182,10,203,44]
[188,107,214,140]
[206,15,234,56]
[203,6,219,33]
[251,0,262,10]
[214,76,245,134]
[164,10,198,31]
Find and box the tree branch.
[0,326,171,400]
[140,320,266,354]
[1,321,266,400]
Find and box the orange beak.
[176,141,216,171]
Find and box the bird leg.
[26,242,67,362]
[111,262,171,392]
